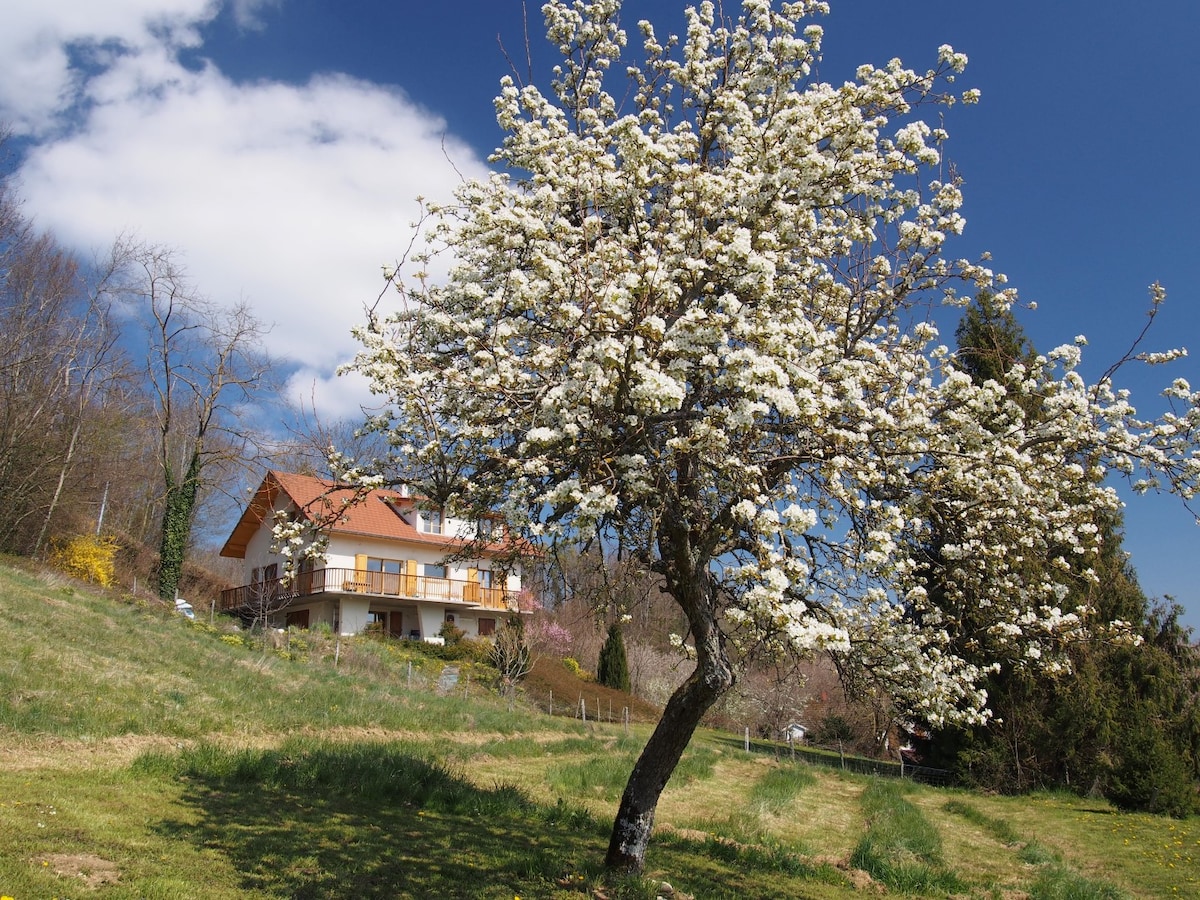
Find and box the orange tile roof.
[220,470,509,559]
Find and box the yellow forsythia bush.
[50,533,119,587]
[562,656,592,681]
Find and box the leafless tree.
[116,240,276,600]
[0,151,130,555]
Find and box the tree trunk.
[157,448,201,601]
[605,603,733,872]
[33,417,82,557]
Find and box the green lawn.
[1,561,1196,898]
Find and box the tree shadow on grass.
[139,740,608,899]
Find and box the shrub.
[492,615,532,685]
[363,621,386,638]
[450,637,494,664]
[563,656,591,681]
[1106,724,1198,818]
[811,713,859,746]
[50,533,119,587]
[439,619,466,645]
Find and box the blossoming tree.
[348,0,1200,872]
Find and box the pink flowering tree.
[348,0,1200,873]
[528,619,574,658]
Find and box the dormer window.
[418,508,443,534]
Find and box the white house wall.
[340,596,372,636]
[241,493,295,582]
[326,534,470,579]
[417,605,449,641]
[324,533,516,586]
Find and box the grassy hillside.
[1,561,1197,899]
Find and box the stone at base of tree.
[654,880,693,899]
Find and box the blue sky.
[4,1,1197,626]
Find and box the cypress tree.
[597,621,631,693]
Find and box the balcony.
[218,567,516,614]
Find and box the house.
[217,470,528,639]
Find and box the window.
[366,558,403,574]
[261,563,279,600]
[418,508,444,534]
[425,564,447,579]
[478,617,496,636]
[479,569,494,589]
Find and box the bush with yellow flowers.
[50,533,119,587]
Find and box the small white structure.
[783,723,807,743]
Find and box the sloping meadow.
[1,562,1195,897]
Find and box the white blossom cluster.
[270,509,329,582]
[347,1,1200,725]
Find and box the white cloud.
[286,367,383,425]
[0,0,217,135]
[4,0,489,421]
[229,0,280,30]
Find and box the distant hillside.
[523,656,661,724]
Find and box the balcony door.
[365,557,404,595]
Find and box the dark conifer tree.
[922,294,1200,813]
[953,289,1035,385]
[597,621,631,693]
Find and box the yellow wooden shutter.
[347,554,368,591]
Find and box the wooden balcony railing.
[218,567,515,613]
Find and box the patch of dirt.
[0,725,583,772]
[812,855,882,894]
[661,826,712,843]
[40,853,120,888]
[0,734,187,772]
